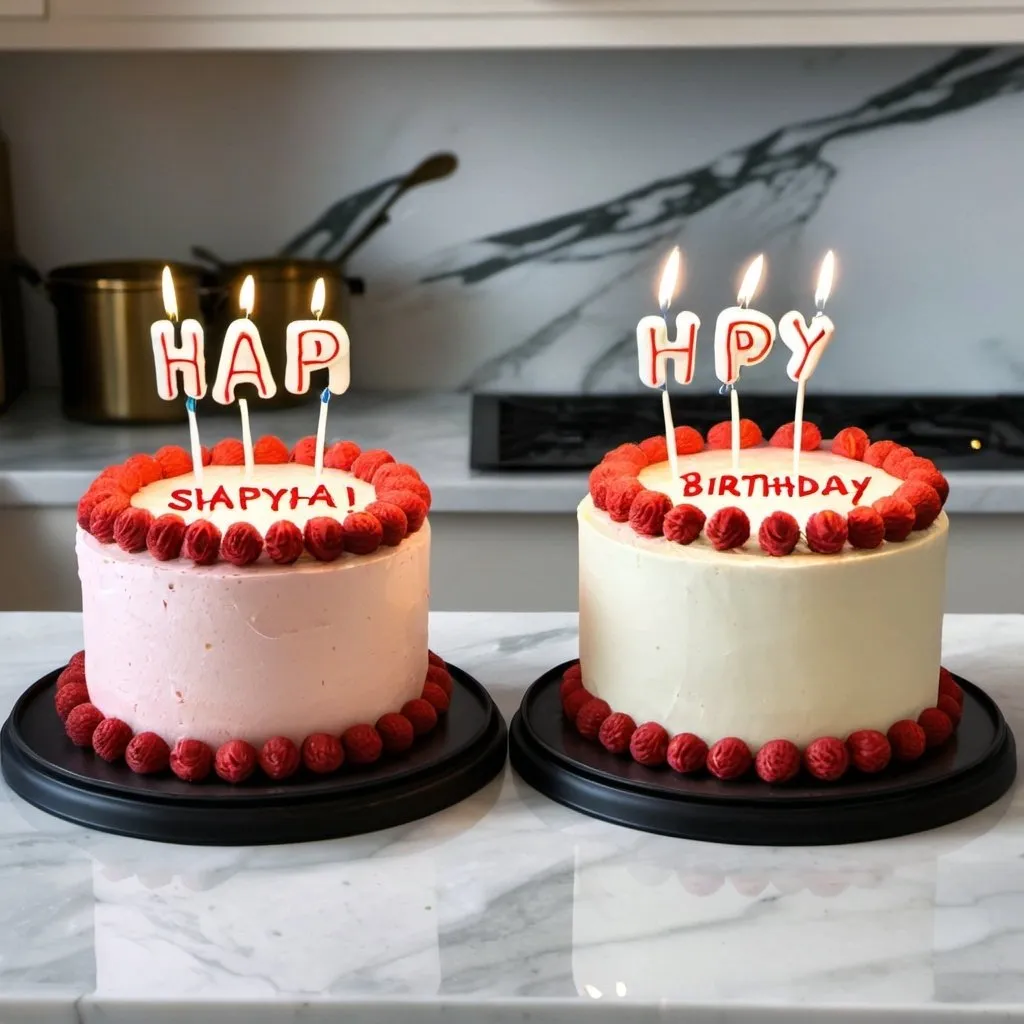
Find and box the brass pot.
[210,259,352,410]
[48,260,213,424]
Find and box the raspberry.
[918,708,953,748]
[664,504,707,545]
[211,438,245,465]
[342,724,384,764]
[667,733,709,774]
[894,481,942,530]
[381,475,431,508]
[376,713,415,754]
[754,739,801,783]
[605,476,643,523]
[846,506,885,549]
[706,419,763,450]
[253,435,289,464]
[575,698,611,739]
[373,463,422,489]
[56,663,86,692]
[65,702,104,746]
[259,736,301,780]
[342,512,383,555]
[304,516,345,562]
[907,466,949,503]
[221,522,264,566]
[705,507,750,551]
[562,662,582,688]
[323,439,361,470]
[706,737,753,780]
[630,722,670,767]
[125,732,170,774]
[147,513,187,561]
[426,663,453,697]
[847,729,891,773]
[887,720,926,761]
[427,650,447,669]
[421,681,450,713]
[603,443,649,470]
[562,687,593,720]
[938,667,964,706]
[183,519,222,565]
[805,510,848,555]
[376,489,427,533]
[769,421,822,452]
[67,650,86,673]
[90,494,130,543]
[831,426,870,460]
[114,507,154,553]
[154,445,192,479]
[673,425,705,455]
[351,449,395,482]
[170,739,214,782]
[91,718,133,762]
[598,712,636,754]
[55,681,90,721]
[364,501,408,547]
[290,436,317,466]
[863,440,899,468]
[758,511,800,556]
[215,739,258,783]
[265,520,304,564]
[803,736,849,782]
[401,699,438,737]
[124,453,163,485]
[628,490,673,537]
[301,733,344,774]
[937,693,963,726]
[639,435,668,463]
[872,496,916,542]
[882,445,916,476]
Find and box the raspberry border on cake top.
[588,419,949,556]
[54,649,455,784]
[76,435,432,568]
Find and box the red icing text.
[167,484,356,514]
[680,472,871,504]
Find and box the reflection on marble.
[0,612,1023,1021]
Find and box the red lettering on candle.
[798,476,819,497]
[820,475,849,498]
[156,324,205,401]
[262,487,289,512]
[217,331,272,403]
[238,486,261,511]
[724,320,774,382]
[682,472,702,497]
[768,476,795,497]
[851,476,872,506]
[289,487,301,511]
[783,314,831,382]
[308,484,337,509]
[168,488,193,512]
[743,474,769,498]
[647,321,697,387]
[718,474,740,497]
[291,328,342,395]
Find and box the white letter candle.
[636,248,698,502]
[779,250,836,474]
[213,274,277,477]
[714,254,776,470]
[151,266,206,480]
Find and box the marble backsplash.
[0,46,1022,395]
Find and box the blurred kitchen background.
[1,38,1023,612]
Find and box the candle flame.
[657,247,682,310]
[737,254,765,307]
[161,266,178,321]
[311,277,326,319]
[815,250,835,310]
[239,274,255,317]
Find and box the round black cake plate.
[509,661,1016,846]
[1,663,507,846]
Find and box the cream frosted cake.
[564,418,965,785]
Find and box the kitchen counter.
[3,389,1024,514]
[1,610,1024,1023]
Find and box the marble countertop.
[2,391,1024,515]
[2,611,1024,1022]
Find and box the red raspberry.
[214,739,258,783]
[805,510,848,554]
[758,511,800,556]
[882,445,916,477]
[705,507,750,551]
[421,681,450,713]
[603,443,649,470]
[211,438,245,465]
[114,506,154,553]
[56,663,86,692]
[147,513,187,561]
[401,699,438,737]
[426,664,453,697]
[605,476,643,523]
[630,722,670,767]
[55,681,90,721]
[304,516,345,562]
[290,436,317,466]
[667,733,709,774]
[846,506,885,549]
[65,702,104,746]
[376,489,427,533]
[182,519,222,565]
[380,475,431,508]
[562,687,593,720]
[90,494,130,543]
[706,419,763,450]
[847,729,891,773]
[342,724,384,764]
[803,736,850,782]
[124,453,163,485]
[938,667,964,706]
[907,465,949,503]
[560,663,583,698]
[301,732,344,774]
[663,504,706,544]
[221,522,263,566]
[769,421,822,452]
[895,455,938,481]
[364,501,408,547]
[253,435,289,464]
[937,693,963,726]
[126,732,170,774]
[754,739,801,783]
[259,736,301,780]
[575,698,611,739]
[894,481,942,530]
[598,712,636,754]
[92,718,133,762]
[68,650,86,673]
[706,737,753,780]
[918,708,953,748]
[170,739,214,782]
[639,435,668,463]
[428,650,447,669]
[342,512,383,555]
[376,713,415,754]
[674,425,705,455]
[265,520,304,564]
[863,440,899,468]
[588,462,634,509]
[831,426,870,460]
[628,490,673,537]
[323,439,362,471]
[373,462,422,489]
[872,496,916,542]
[887,720,926,761]
[351,449,395,483]
[154,445,193,479]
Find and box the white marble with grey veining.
[2,390,1024,516]
[0,611,1023,1022]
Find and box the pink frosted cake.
[54,435,453,784]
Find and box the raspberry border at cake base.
[1,661,507,846]
[508,661,1015,847]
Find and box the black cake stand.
[509,661,1016,846]
[1,663,507,846]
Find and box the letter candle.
[779,251,836,475]
[636,247,700,502]
[714,254,776,470]
[151,266,207,480]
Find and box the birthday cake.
[568,420,961,784]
